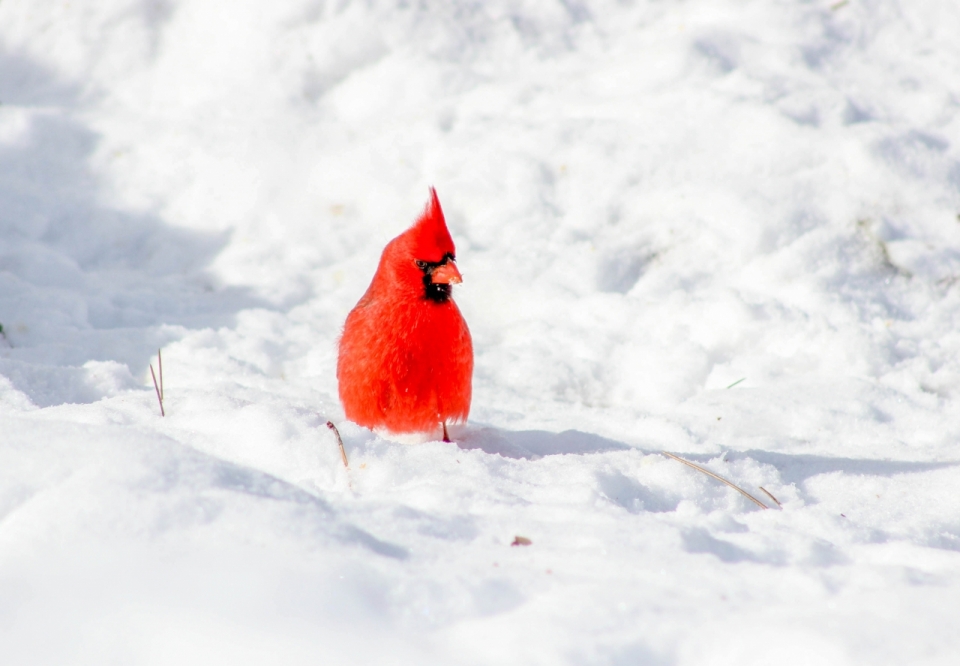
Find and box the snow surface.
[2,0,960,663]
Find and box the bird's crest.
[403,188,456,262]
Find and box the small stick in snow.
[661,451,769,510]
[511,536,532,547]
[149,348,165,417]
[326,421,349,468]
[759,486,783,509]
[726,377,746,389]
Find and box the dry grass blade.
[661,451,769,510]
[759,486,783,509]
[326,421,349,468]
[149,362,165,417]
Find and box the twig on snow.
[759,486,783,509]
[661,451,769,510]
[149,348,165,417]
[726,377,746,389]
[326,421,349,468]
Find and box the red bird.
[337,189,473,440]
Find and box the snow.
[2,0,960,663]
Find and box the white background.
[1,1,960,664]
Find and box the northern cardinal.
[337,189,473,440]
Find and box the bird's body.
[337,190,473,436]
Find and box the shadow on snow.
[458,427,632,459]
[0,42,271,406]
[164,441,408,560]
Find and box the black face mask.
[415,253,456,303]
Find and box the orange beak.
[430,261,462,285]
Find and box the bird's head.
[381,188,462,303]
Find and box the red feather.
[337,189,473,435]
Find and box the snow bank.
[2,1,960,663]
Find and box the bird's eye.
[415,260,428,270]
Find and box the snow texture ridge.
[2,1,960,664]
